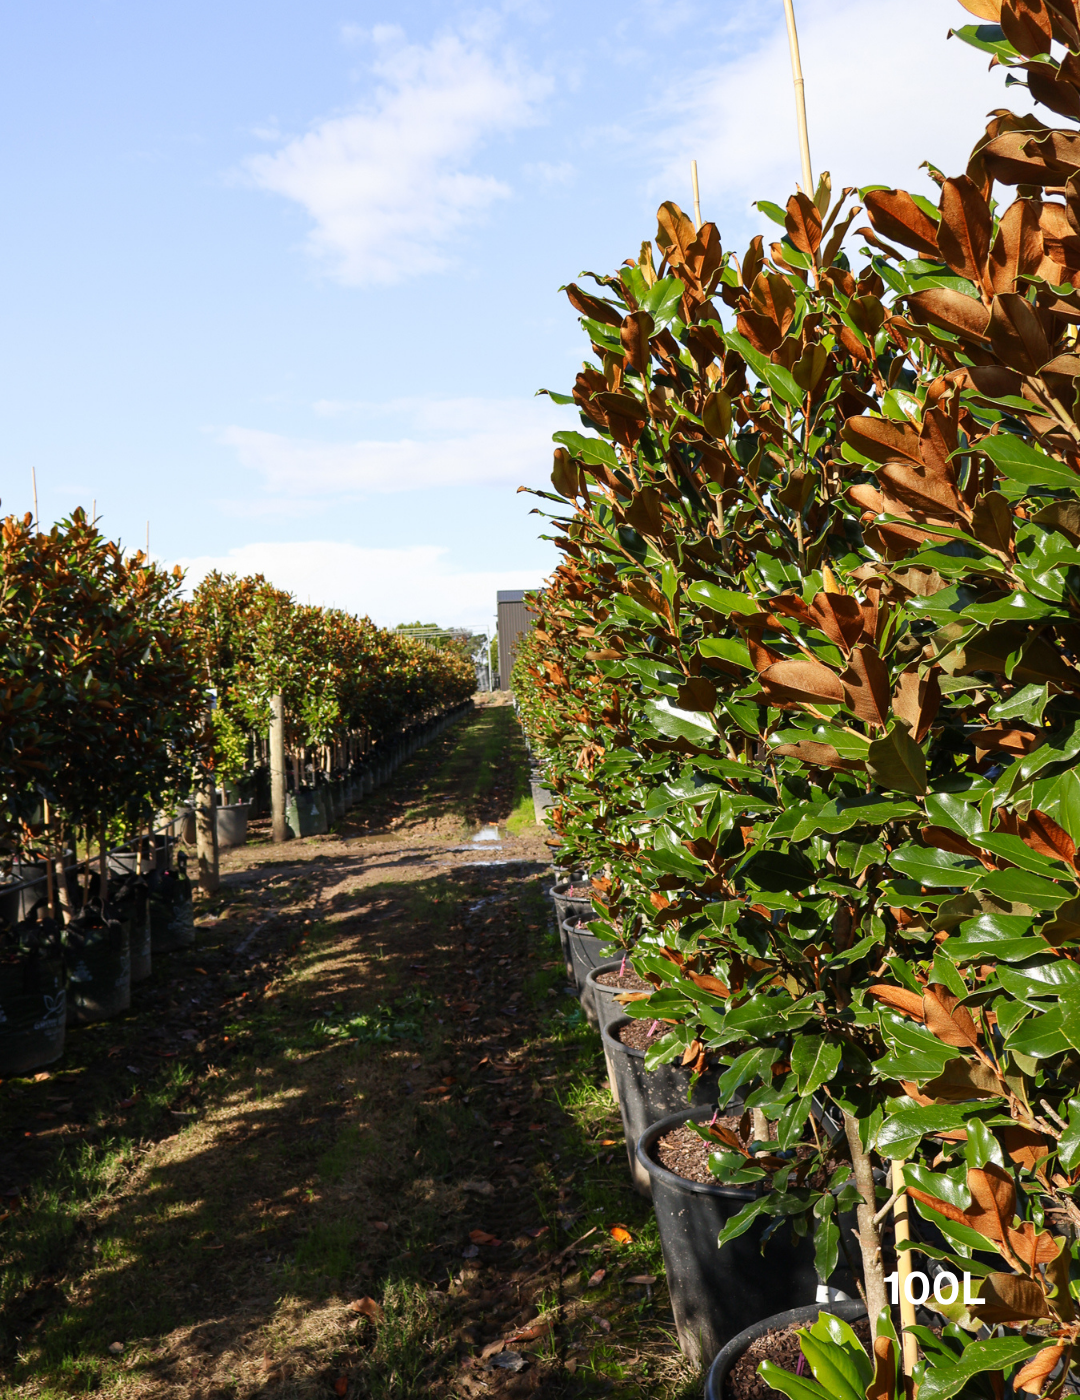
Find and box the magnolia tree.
[517,0,1080,1392]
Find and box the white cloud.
[653,0,1010,227]
[245,25,551,285]
[216,395,565,499]
[173,540,547,633]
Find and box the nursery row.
[0,702,472,1082]
[516,7,1080,1396]
[0,511,475,898]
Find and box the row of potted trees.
[0,512,476,1078]
[517,5,1080,1394]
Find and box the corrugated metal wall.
[497,590,532,690]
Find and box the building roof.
[497,590,525,604]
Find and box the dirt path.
[1,700,695,1400]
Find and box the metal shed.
[497,589,533,691]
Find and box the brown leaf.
[843,415,922,467]
[892,666,941,743]
[348,1297,385,1322]
[785,192,822,257]
[916,1059,1002,1101]
[864,188,940,259]
[1018,809,1077,868]
[974,722,1041,761]
[620,311,654,372]
[564,283,623,327]
[973,1272,1050,1324]
[620,487,666,537]
[906,287,991,342]
[371,1220,390,1232]
[677,678,717,712]
[981,127,1058,189]
[758,656,845,705]
[937,176,992,288]
[1000,0,1054,57]
[656,201,697,267]
[923,985,980,1049]
[771,740,853,770]
[840,645,891,727]
[626,1274,657,1285]
[609,1225,632,1243]
[469,1229,502,1246]
[922,825,988,863]
[586,1268,606,1288]
[990,199,1051,298]
[866,1335,895,1400]
[749,271,796,338]
[989,292,1051,375]
[956,0,1001,16]
[807,592,865,653]
[971,491,1015,559]
[867,984,926,1020]
[1014,1344,1066,1396]
[334,1378,348,1396]
[680,1039,704,1066]
[1001,1125,1051,1171]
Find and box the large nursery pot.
[561,917,612,1018]
[638,1105,850,1366]
[586,958,653,1038]
[214,803,249,850]
[287,786,326,839]
[0,923,66,1076]
[704,1299,868,1400]
[551,879,592,934]
[149,866,195,953]
[603,1013,722,1197]
[112,875,151,982]
[65,906,131,1023]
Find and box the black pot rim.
[586,958,649,999]
[551,880,592,901]
[704,1299,868,1400]
[635,1101,759,1202]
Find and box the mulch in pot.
[616,1018,675,1053]
[724,1318,872,1400]
[653,1121,846,1191]
[595,966,650,992]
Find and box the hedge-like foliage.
[518,3,1080,1388]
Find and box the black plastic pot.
[586,958,651,1037]
[603,1014,722,1197]
[562,919,613,1019]
[639,1105,854,1365]
[149,869,195,953]
[112,876,151,983]
[0,933,67,1076]
[551,881,592,973]
[65,909,131,1023]
[704,1299,868,1400]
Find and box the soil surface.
[0,698,700,1400]
[593,970,650,993]
[616,1020,673,1053]
[723,1320,872,1400]
[652,1121,745,1184]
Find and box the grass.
[0,702,698,1399]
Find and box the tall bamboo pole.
[892,1159,919,1389]
[691,160,702,231]
[782,0,814,195]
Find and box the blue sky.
[0,0,1006,634]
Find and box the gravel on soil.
[595,966,651,991]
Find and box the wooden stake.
[782,0,814,195]
[892,1159,919,1388]
[691,160,702,231]
[32,466,39,530]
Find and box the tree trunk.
[269,694,287,844]
[195,774,219,893]
[843,1110,887,1322]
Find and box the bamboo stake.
[691,160,702,231]
[892,1159,919,1389]
[43,799,56,921]
[145,521,150,559]
[99,817,109,904]
[781,0,814,195]
[32,466,39,531]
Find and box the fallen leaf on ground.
[334,1378,347,1396]
[490,1351,526,1372]
[480,1339,505,1360]
[610,1225,632,1244]
[469,1229,501,1246]
[505,1320,551,1344]
[626,1274,657,1285]
[523,1226,548,1239]
[117,1097,138,1109]
[598,1139,617,1147]
[587,1268,606,1288]
[371,1220,389,1232]
[592,1315,612,1333]
[107,1342,124,1355]
[347,1297,384,1322]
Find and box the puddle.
[471,826,500,844]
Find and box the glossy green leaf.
[972,867,1075,909]
[866,724,927,795]
[791,1036,841,1095]
[917,1337,1044,1400]
[973,434,1080,493]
